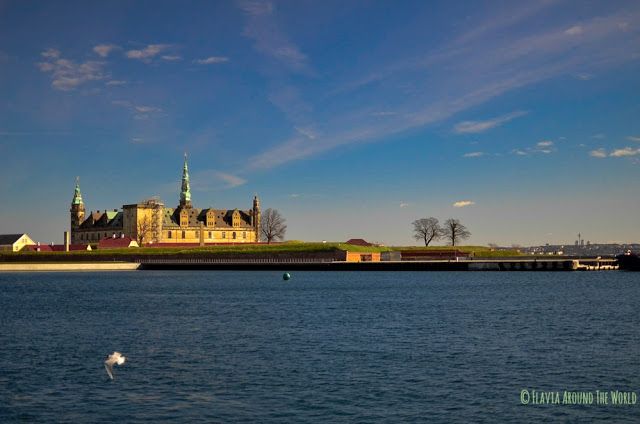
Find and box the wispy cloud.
[112,100,163,119]
[161,55,182,61]
[218,172,247,189]
[294,126,317,140]
[237,0,311,73]
[627,136,640,142]
[591,133,606,139]
[105,80,127,86]
[37,49,107,91]
[191,170,247,190]
[564,25,584,36]
[590,147,640,158]
[194,56,229,64]
[453,110,528,134]
[575,72,594,80]
[246,3,640,171]
[512,140,556,156]
[463,152,485,158]
[93,44,118,57]
[126,44,171,62]
[610,147,640,157]
[399,202,410,208]
[453,200,475,208]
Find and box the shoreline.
[0,258,619,272]
[0,262,140,272]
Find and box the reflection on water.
[0,271,638,422]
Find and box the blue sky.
[1,0,640,246]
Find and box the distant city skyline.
[1,0,639,245]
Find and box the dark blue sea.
[0,271,639,422]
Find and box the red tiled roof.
[26,244,91,252]
[346,238,372,246]
[98,237,138,249]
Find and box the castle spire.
[180,153,192,208]
[72,177,83,205]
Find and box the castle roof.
[79,211,123,230]
[162,207,253,228]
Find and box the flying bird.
[104,351,126,380]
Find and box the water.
[0,271,638,422]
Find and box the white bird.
[104,351,126,380]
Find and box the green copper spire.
[180,153,192,207]
[72,177,83,205]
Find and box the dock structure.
[136,257,619,271]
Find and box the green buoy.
[283,272,291,281]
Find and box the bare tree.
[260,208,287,243]
[136,216,152,246]
[443,218,471,246]
[412,217,442,246]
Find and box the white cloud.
[565,25,584,36]
[399,202,409,208]
[591,133,606,139]
[217,172,247,188]
[135,105,161,113]
[512,140,556,156]
[463,152,485,158]
[294,126,317,140]
[238,0,311,73]
[627,136,640,142]
[245,5,640,172]
[106,80,127,86]
[610,147,640,157]
[126,44,170,61]
[289,193,301,198]
[112,100,162,119]
[575,73,594,80]
[453,200,475,208]
[237,0,273,16]
[194,56,229,64]
[589,148,607,158]
[161,55,182,61]
[93,44,117,57]
[535,140,555,154]
[191,170,247,190]
[453,110,528,134]
[37,50,107,91]
[41,48,60,59]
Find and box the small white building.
[0,234,37,252]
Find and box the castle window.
[243,232,246,239]
[208,231,212,239]
[196,231,199,238]
[232,232,236,239]
[182,230,186,239]
[168,231,172,239]
[222,232,226,239]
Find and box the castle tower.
[179,153,192,208]
[70,178,85,243]
[252,195,261,240]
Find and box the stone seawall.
[0,262,140,271]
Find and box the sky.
[1,0,640,246]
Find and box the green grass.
[389,245,523,257]
[4,241,390,256]
[3,241,522,257]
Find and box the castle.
[70,156,261,245]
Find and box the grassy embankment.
[3,241,521,257]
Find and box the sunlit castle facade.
[70,155,261,245]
